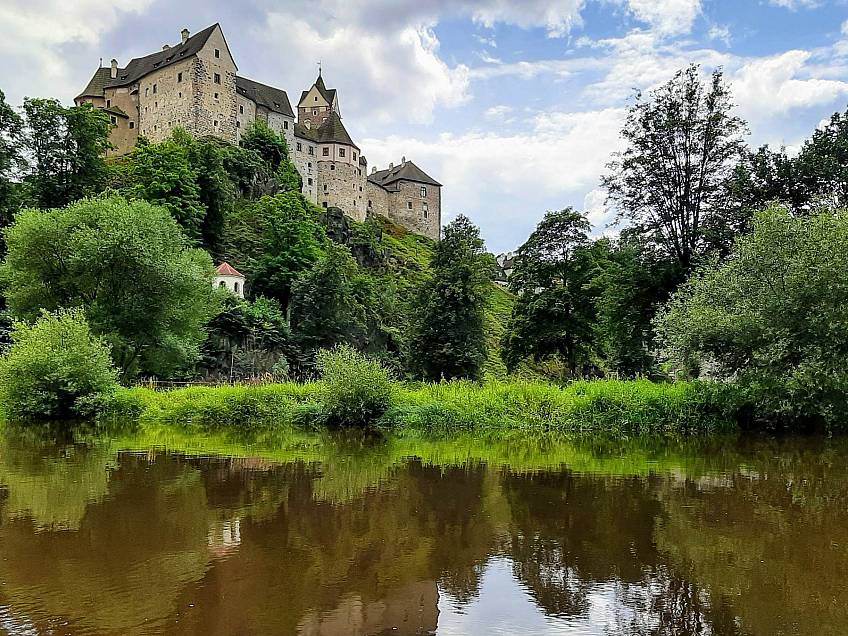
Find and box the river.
[0,427,844,635]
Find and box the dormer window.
[153,62,160,68]
[274,102,280,108]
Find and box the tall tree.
[1,196,218,378]
[793,106,848,210]
[21,99,112,209]
[289,242,367,374]
[0,89,23,230]
[603,65,747,271]
[410,215,494,382]
[500,208,597,377]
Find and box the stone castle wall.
[136,57,196,142]
[366,178,440,240]
[293,138,318,203]
[317,159,367,222]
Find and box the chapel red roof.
[215,262,244,277]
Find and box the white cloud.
[583,188,618,236]
[842,19,848,35]
[484,104,515,120]
[622,0,702,35]
[768,0,820,9]
[708,24,731,46]
[0,0,154,104]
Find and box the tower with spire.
[296,69,340,129]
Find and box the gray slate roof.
[77,67,112,99]
[368,160,441,189]
[106,23,219,88]
[294,112,358,150]
[236,76,294,117]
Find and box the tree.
[0,89,23,232]
[656,205,848,425]
[603,65,747,271]
[114,134,206,241]
[1,196,219,378]
[21,98,112,209]
[410,215,494,382]
[793,106,848,210]
[241,119,301,192]
[0,309,118,420]
[500,209,597,377]
[250,193,327,310]
[289,242,367,374]
[198,296,292,381]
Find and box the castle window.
[322,202,328,208]
[153,83,157,94]
[420,186,427,197]
[353,200,356,206]
[178,72,183,83]
[178,92,182,98]
[309,146,314,155]
[296,142,302,151]
[308,178,313,186]
[314,96,318,101]
[129,121,135,129]
[308,162,312,168]
[312,109,317,116]
[368,200,372,207]
[236,121,240,128]
[353,152,357,160]
[239,105,243,114]
[214,73,221,84]
[145,87,149,97]
[322,117,327,123]
[219,281,226,289]
[214,120,218,127]
[339,148,345,157]
[155,102,158,108]
[330,164,335,171]
[215,48,220,58]
[214,92,219,99]
[324,184,327,192]
[407,201,412,210]
[323,147,329,157]
[110,115,117,125]
[234,282,239,294]
[284,121,288,129]
[106,99,111,107]
[423,202,429,215]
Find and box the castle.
[75,23,441,240]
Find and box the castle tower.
[297,70,339,129]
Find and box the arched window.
[219,281,226,289]
[234,282,240,294]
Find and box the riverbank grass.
[106,378,737,434]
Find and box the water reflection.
[0,430,845,635]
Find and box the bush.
[317,345,395,425]
[0,309,118,421]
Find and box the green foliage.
[410,215,494,382]
[199,296,292,381]
[241,119,288,169]
[0,89,23,235]
[250,193,327,309]
[0,309,118,420]
[2,196,219,378]
[794,107,848,209]
[21,98,112,209]
[501,208,598,377]
[289,243,367,371]
[317,344,395,425]
[656,205,848,425]
[603,65,747,271]
[111,134,206,241]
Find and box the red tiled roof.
[215,262,244,277]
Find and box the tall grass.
[103,377,739,434]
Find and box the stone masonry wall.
[317,159,367,222]
[293,138,318,203]
[366,179,440,240]
[136,57,197,142]
[102,85,139,154]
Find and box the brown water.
[0,428,845,635]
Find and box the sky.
[2,0,848,253]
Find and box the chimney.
[371,166,377,175]
[402,156,406,165]
[388,162,393,170]
[181,28,190,45]
[163,44,170,51]
[110,59,118,79]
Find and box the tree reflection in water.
[0,431,844,635]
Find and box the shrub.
[317,345,395,425]
[0,309,118,421]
